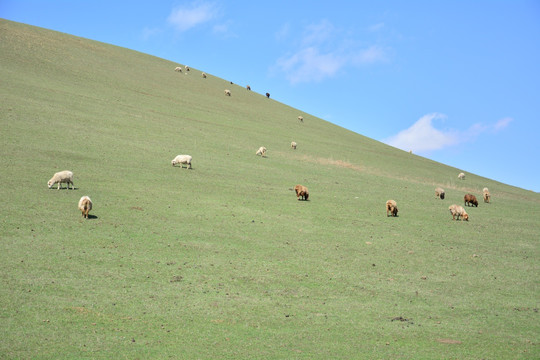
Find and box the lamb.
[291,141,297,150]
[458,172,465,180]
[256,146,267,157]
[435,187,445,200]
[297,116,304,122]
[449,204,469,221]
[294,184,309,201]
[175,66,182,72]
[202,72,207,78]
[386,200,398,217]
[464,194,478,207]
[224,89,231,96]
[266,92,270,98]
[47,170,74,190]
[246,85,251,90]
[78,196,93,219]
[171,155,192,169]
[483,187,491,203]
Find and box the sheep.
[224,89,231,96]
[171,155,192,169]
[266,92,270,98]
[458,172,465,180]
[294,184,309,201]
[202,72,207,78]
[256,146,267,157]
[483,187,491,203]
[449,204,469,221]
[409,150,413,154]
[78,196,93,219]
[386,200,398,217]
[435,187,445,200]
[47,170,74,190]
[185,65,190,71]
[246,85,251,90]
[175,66,182,72]
[291,141,297,150]
[297,116,304,122]
[464,194,478,207]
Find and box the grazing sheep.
[458,172,465,180]
[409,150,413,154]
[435,187,445,200]
[175,67,182,72]
[266,92,270,98]
[291,141,297,150]
[483,187,491,203]
[202,72,207,78]
[294,184,309,201]
[449,204,469,221]
[171,155,192,169]
[185,65,190,71]
[224,89,231,96]
[386,200,398,217]
[464,194,478,207]
[47,170,74,190]
[256,146,267,157]
[78,196,93,219]
[246,85,251,90]
[297,116,304,122]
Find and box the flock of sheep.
[48,65,493,222]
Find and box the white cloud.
[167,1,218,32]
[385,113,459,152]
[385,114,514,153]
[273,20,389,84]
[368,22,385,32]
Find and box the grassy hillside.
[1,19,538,359]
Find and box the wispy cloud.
[368,22,385,32]
[141,27,162,41]
[167,1,218,32]
[273,19,389,84]
[385,114,514,153]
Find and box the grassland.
[1,19,539,359]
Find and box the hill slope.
[1,19,539,359]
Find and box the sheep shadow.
[48,187,78,190]
[86,214,98,220]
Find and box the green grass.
[1,19,539,359]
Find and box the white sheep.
[449,204,469,221]
[171,155,192,169]
[298,116,304,122]
[256,146,267,157]
[185,65,190,71]
[47,170,74,190]
[224,89,231,96]
[202,72,207,78]
[458,172,465,180]
[483,187,491,203]
[291,141,297,149]
[175,66,182,72]
[78,196,93,219]
[435,187,445,200]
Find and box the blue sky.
[2,1,539,191]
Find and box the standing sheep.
[464,194,478,207]
[171,155,193,169]
[224,89,231,96]
[435,187,445,200]
[297,116,304,122]
[78,196,93,219]
[266,92,270,98]
[174,66,182,72]
[449,204,469,221]
[386,200,398,217]
[291,141,297,150]
[294,184,309,201]
[458,172,465,180]
[47,170,74,190]
[185,65,190,71]
[256,146,267,157]
[202,72,207,78]
[246,85,251,90]
[483,187,491,203]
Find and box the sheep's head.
[47,180,54,188]
[171,160,176,166]
[462,213,469,221]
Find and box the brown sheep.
[266,92,270,98]
[294,184,309,201]
[246,85,251,90]
[386,200,398,217]
[464,194,478,207]
[435,187,445,200]
[449,204,469,221]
